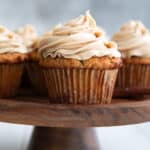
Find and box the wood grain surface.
[113,88,150,98]
[0,89,149,127]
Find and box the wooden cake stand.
[0,89,149,150]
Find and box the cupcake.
[112,21,150,94]
[0,26,28,97]
[16,25,47,95]
[15,24,37,48]
[38,12,122,104]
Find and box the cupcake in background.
[0,26,28,97]
[15,25,47,95]
[15,24,37,48]
[112,21,150,94]
[38,11,122,104]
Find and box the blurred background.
[1,0,150,35]
[0,0,150,149]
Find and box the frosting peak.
[112,20,150,58]
[39,12,120,60]
[15,25,37,47]
[120,21,147,33]
[50,11,105,37]
[0,26,27,54]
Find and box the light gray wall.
[0,0,150,35]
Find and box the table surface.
[0,89,149,128]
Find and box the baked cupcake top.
[38,12,120,60]
[112,21,150,58]
[15,25,37,48]
[0,26,27,54]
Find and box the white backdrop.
[0,122,150,150]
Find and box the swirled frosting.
[38,12,120,60]
[112,21,150,58]
[0,26,27,54]
[15,25,37,47]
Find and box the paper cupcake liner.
[0,64,23,98]
[116,64,150,90]
[26,62,47,95]
[43,68,118,104]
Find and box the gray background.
[0,0,150,150]
[1,0,150,35]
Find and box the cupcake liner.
[43,68,118,104]
[0,64,23,98]
[116,64,150,91]
[26,62,47,95]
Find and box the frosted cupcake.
[15,24,37,48]
[16,25,47,95]
[0,26,28,97]
[112,21,150,94]
[38,12,122,104]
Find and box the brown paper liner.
[43,68,118,104]
[116,64,150,93]
[0,64,23,98]
[26,62,47,95]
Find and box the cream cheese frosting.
[15,25,37,47]
[0,26,27,54]
[112,21,150,58]
[38,12,120,60]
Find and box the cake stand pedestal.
[28,127,100,150]
[0,89,149,150]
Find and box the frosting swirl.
[0,26,27,54]
[112,21,150,58]
[38,12,120,60]
[15,25,37,47]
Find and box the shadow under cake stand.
[0,89,149,150]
